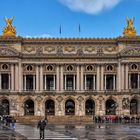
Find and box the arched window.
[0,99,9,115]
[45,99,55,115]
[24,99,34,115]
[65,99,75,115]
[106,99,117,115]
[85,99,95,115]
[130,99,138,115]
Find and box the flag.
[78,24,81,34]
[59,25,61,35]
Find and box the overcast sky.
[0,0,140,38]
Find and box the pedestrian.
[11,117,16,129]
[37,118,47,139]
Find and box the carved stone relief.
[44,46,56,53]
[23,46,35,53]
[104,46,116,52]
[0,47,19,56]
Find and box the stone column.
[81,65,84,91]
[8,74,11,90]
[117,61,121,92]
[104,75,106,90]
[125,64,128,90]
[113,75,116,90]
[138,74,140,89]
[60,65,63,91]
[93,75,96,90]
[76,65,80,91]
[24,75,26,90]
[56,65,59,91]
[40,65,43,91]
[36,65,39,91]
[84,74,86,90]
[11,64,14,91]
[0,74,1,90]
[18,60,22,91]
[121,64,124,90]
[128,74,131,89]
[64,75,66,90]
[53,74,56,90]
[44,75,47,90]
[101,65,104,91]
[96,65,100,91]
[73,75,75,90]
[15,64,19,91]
[33,75,36,90]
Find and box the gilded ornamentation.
[123,17,136,37]
[104,46,116,52]
[23,46,35,53]
[64,46,75,52]
[2,17,16,37]
[44,46,55,53]
[84,46,95,52]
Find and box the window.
[27,65,33,71]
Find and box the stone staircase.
[15,116,93,124]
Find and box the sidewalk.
[0,124,26,140]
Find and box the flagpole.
[59,25,61,37]
[78,24,81,37]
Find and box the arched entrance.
[106,99,117,115]
[65,99,75,115]
[45,99,55,115]
[130,99,138,115]
[24,99,34,115]
[0,99,9,115]
[85,99,95,115]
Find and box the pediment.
[0,47,19,57]
[120,47,140,56]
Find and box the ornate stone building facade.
[0,17,140,121]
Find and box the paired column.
[104,75,106,90]
[76,65,80,91]
[60,65,63,91]
[40,65,43,91]
[24,75,26,90]
[125,64,129,90]
[80,65,84,91]
[0,74,1,90]
[56,65,59,91]
[96,65,100,91]
[11,64,14,91]
[101,65,104,91]
[36,65,39,91]
[117,60,121,92]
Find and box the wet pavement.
[15,123,140,140]
[0,125,26,140]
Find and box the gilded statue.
[126,16,135,29]
[2,17,16,37]
[123,17,136,37]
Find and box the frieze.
[23,46,35,53]
[104,46,117,52]
[44,46,56,53]
[64,46,76,53]
[84,46,96,53]
[0,47,19,56]
[121,47,140,56]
